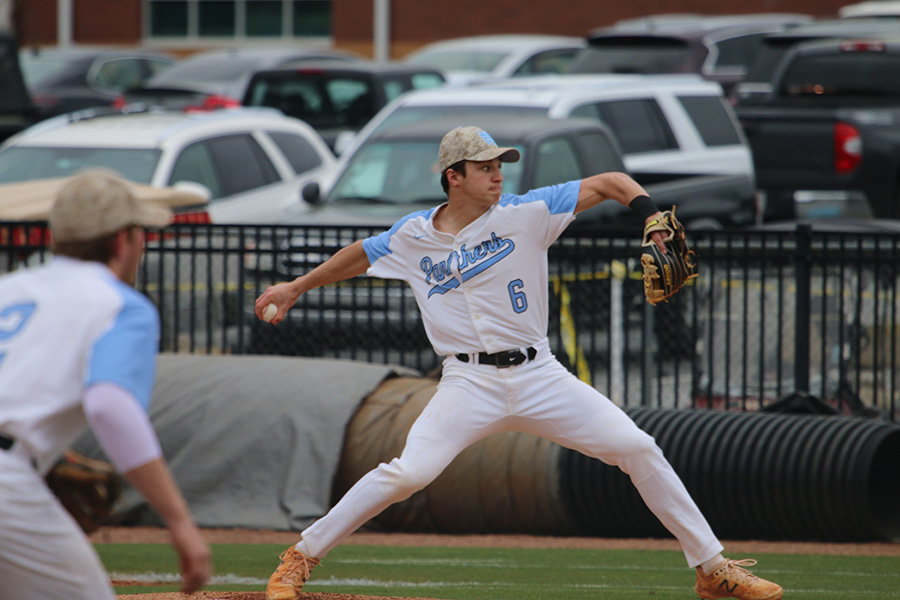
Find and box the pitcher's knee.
[618,433,668,481]
[375,457,437,501]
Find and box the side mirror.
[333,130,357,156]
[172,181,213,202]
[302,181,321,205]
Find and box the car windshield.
[0,147,162,184]
[329,140,524,205]
[18,54,79,87]
[151,56,266,83]
[570,39,692,74]
[406,49,508,73]
[780,52,900,100]
[245,74,375,129]
[742,40,797,84]
[374,105,546,137]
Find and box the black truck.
[735,36,900,221]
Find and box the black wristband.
[629,195,657,222]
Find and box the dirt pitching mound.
[117,594,438,600]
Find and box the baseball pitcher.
[256,127,782,600]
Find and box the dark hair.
[440,160,467,195]
[51,226,137,263]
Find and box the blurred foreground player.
[0,169,211,600]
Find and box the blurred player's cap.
[50,168,173,243]
[439,126,520,172]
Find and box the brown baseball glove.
[45,449,121,533]
[640,208,698,305]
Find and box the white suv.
[0,106,336,224]
[337,73,754,182]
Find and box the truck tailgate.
[738,107,839,176]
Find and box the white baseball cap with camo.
[438,126,520,173]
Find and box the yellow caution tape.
[555,279,592,385]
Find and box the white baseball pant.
[0,447,116,600]
[300,339,723,567]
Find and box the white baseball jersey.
[0,256,159,474]
[362,180,580,356]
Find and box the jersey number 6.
[508,279,527,314]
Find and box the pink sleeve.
[83,382,163,473]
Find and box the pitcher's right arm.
[254,239,370,324]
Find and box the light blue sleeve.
[362,230,392,265]
[499,180,580,215]
[86,283,159,411]
[362,208,435,265]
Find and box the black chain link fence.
[2,221,897,420]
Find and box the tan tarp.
[0,177,207,221]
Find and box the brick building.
[13,0,858,58]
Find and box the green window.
[147,0,331,39]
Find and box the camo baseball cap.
[438,126,520,172]
[50,168,172,243]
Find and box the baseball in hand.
[262,303,278,323]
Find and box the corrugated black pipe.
[559,408,900,542]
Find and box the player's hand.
[255,282,297,325]
[644,213,668,254]
[169,522,211,593]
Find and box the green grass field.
[101,543,900,599]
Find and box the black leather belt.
[0,433,14,451]
[456,347,537,367]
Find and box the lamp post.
[57,0,73,47]
[374,0,390,62]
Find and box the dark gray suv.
[242,61,446,152]
[242,116,629,358]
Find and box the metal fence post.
[642,298,654,407]
[794,224,812,393]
